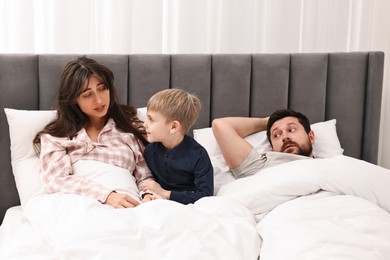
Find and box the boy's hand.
[142,193,164,203]
[143,180,163,193]
[142,180,171,200]
[141,193,154,202]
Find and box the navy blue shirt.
[144,135,214,204]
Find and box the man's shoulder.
[262,151,314,167]
[264,151,313,159]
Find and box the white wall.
[1,0,389,167]
[371,1,390,168]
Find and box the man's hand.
[104,192,140,208]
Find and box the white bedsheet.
[218,155,390,260]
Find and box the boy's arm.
[142,148,213,204]
[169,149,214,204]
[141,181,171,200]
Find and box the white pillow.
[310,120,344,158]
[137,106,147,122]
[193,119,344,193]
[4,107,148,207]
[4,109,57,207]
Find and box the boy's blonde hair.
[147,88,201,134]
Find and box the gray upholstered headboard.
[0,52,384,224]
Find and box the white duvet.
[1,155,390,260]
[218,155,390,260]
[0,160,260,260]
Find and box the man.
[211,109,315,178]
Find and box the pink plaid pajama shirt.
[39,118,153,203]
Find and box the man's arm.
[212,117,268,170]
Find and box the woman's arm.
[129,139,155,192]
[39,134,113,203]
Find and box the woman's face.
[76,75,110,123]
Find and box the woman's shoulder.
[40,133,70,142]
[40,129,86,147]
[39,133,75,151]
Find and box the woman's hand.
[104,192,140,208]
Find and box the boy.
[141,89,214,204]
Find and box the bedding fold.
[12,194,260,259]
[218,155,390,260]
[218,155,390,214]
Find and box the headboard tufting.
[0,52,384,223]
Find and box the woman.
[33,56,155,208]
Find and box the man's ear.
[170,120,181,134]
[309,130,315,145]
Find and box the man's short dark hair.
[266,109,311,145]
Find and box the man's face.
[269,116,315,157]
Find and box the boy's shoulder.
[185,135,210,157]
[185,135,204,148]
[144,141,163,154]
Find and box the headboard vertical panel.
[128,54,171,108]
[0,55,39,110]
[211,54,252,119]
[0,54,39,223]
[251,54,290,117]
[289,53,328,123]
[89,55,130,105]
[39,55,78,109]
[38,55,130,109]
[326,53,367,160]
[362,52,384,163]
[171,54,212,130]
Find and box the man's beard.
[281,140,313,157]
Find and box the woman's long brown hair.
[33,56,147,154]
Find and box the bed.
[0,52,389,259]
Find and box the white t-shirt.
[231,149,314,179]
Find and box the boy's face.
[269,116,314,157]
[143,109,172,143]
